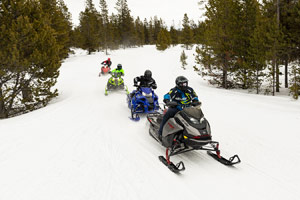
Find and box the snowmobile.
[99,64,111,76]
[147,102,241,173]
[127,87,160,121]
[104,71,129,95]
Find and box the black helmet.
[144,70,152,80]
[175,76,188,91]
[117,64,122,70]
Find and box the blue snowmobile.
[127,87,160,121]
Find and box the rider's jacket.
[164,86,199,110]
[101,60,112,67]
[133,76,157,89]
[111,68,124,77]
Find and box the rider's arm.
[191,88,199,102]
[133,76,140,86]
[151,78,157,89]
[163,89,173,103]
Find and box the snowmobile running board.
[207,151,241,166]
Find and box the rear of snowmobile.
[147,103,241,173]
[105,72,129,95]
[99,64,111,76]
[127,87,160,121]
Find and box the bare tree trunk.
[285,58,288,88]
[223,63,228,89]
[276,0,280,93]
[0,87,7,119]
[272,58,276,96]
[276,61,280,92]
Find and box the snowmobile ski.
[207,151,241,166]
[158,148,185,173]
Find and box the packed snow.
[0,45,299,200]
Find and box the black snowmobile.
[147,102,241,173]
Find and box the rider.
[111,64,125,77]
[158,76,200,141]
[101,58,112,68]
[134,70,157,89]
[130,70,157,98]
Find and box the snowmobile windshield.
[181,106,204,120]
[140,87,152,95]
[112,72,120,78]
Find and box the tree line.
[70,0,201,53]
[194,0,300,99]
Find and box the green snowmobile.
[105,71,129,95]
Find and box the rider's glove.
[163,99,170,104]
[192,101,201,107]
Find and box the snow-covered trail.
[0,46,299,200]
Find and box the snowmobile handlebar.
[164,101,202,110]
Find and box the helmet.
[144,70,152,80]
[175,76,188,91]
[117,64,122,70]
[108,58,110,61]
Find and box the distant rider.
[111,64,125,77]
[158,76,200,141]
[101,58,112,68]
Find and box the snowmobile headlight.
[142,92,151,97]
[189,117,200,124]
[200,117,205,123]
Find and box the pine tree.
[79,0,101,54]
[181,13,194,49]
[0,0,61,118]
[148,18,155,44]
[115,0,135,47]
[156,28,171,51]
[193,21,206,44]
[39,0,72,59]
[153,16,164,42]
[143,18,150,44]
[180,50,188,69]
[289,62,300,99]
[279,1,300,89]
[109,13,121,49]
[99,0,109,54]
[135,17,145,46]
[196,0,241,88]
[234,0,261,90]
[170,25,179,46]
[248,10,270,94]
[262,1,283,95]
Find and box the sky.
[0,46,300,200]
[63,0,205,27]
